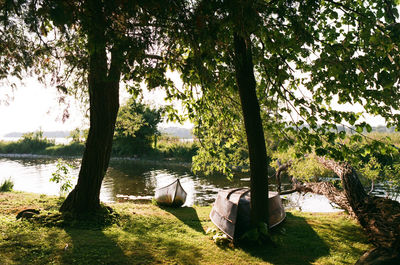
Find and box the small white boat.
[154,179,187,207]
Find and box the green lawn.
[0,192,371,264]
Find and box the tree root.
[355,247,400,265]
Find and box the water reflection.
[0,157,245,206]
[102,160,244,206]
[0,158,78,196]
[3,157,394,212]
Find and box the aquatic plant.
[0,178,14,192]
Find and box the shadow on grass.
[62,227,133,265]
[120,213,204,264]
[161,206,205,234]
[239,212,330,265]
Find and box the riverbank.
[0,138,196,163]
[0,191,371,264]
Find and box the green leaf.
[339,131,346,139]
[365,124,372,133]
[315,148,327,156]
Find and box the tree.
[56,0,122,213]
[165,0,400,249]
[21,0,182,214]
[231,1,271,226]
[164,0,273,228]
[113,97,164,155]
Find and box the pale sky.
[0,69,388,137]
[0,78,84,136]
[0,73,191,137]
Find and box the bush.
[0,130,54,154]
[0,139,84,156]
[19,131,54,152]
[157,141,198,162]
[0,178,14,192]
[112,137,152,156]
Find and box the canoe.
[210,188,286,240]
[154,179,187,207]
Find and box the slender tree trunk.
[233,33,270,226]
[60,0,121,214]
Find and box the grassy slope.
[0,192,371,265]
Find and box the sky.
[0,74,191,137]
[0,70,388,137]
[0,78,84,136]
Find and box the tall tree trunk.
[233,33,270,226]
[60,0,121,214]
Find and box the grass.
[0,192,371,264]
[0,178,14,192]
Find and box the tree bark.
[60,0,121,214]
[275,161,355,217]
[292,181,355,217]
[317,157,400,254]
[233,33,270,226]
[274,157,400,262]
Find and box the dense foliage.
[2,0,400,224]
[162,1,400,180]
[113,97,164,155]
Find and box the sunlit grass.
[0,192,371,264]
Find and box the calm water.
[0,156,344,211]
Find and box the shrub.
[45,143,85,156]
[0,178,14,192]
[18,131,54,153]
[271,148,335,182]
[157,140,198,162]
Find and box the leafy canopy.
[162,0,400,177]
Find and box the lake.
[0,156,348,212]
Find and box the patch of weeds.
[151,198,159,206]
[0,178,14,192]
[237,222,279,248]
[206,227,232,248]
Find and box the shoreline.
[0,153,192,168]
